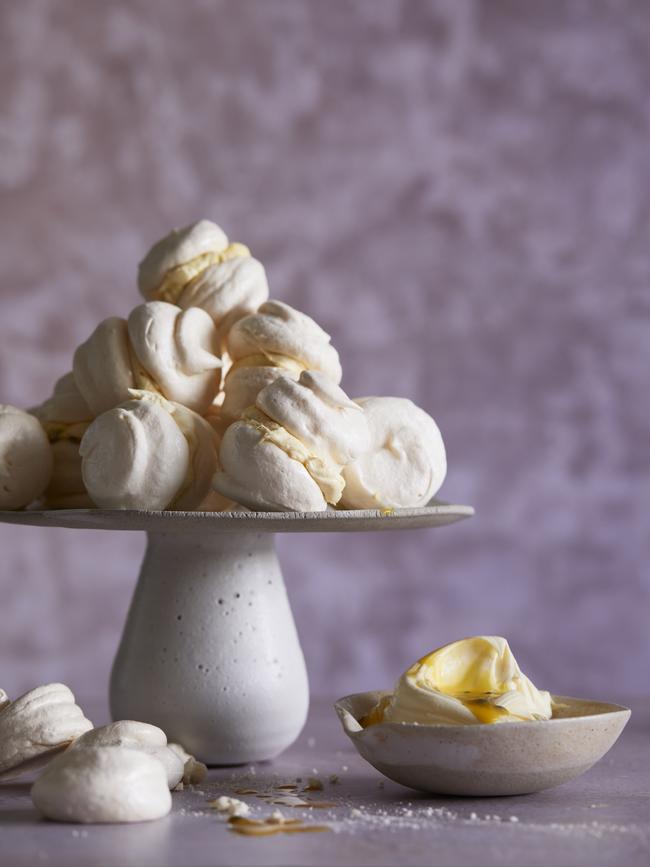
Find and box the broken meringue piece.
[71,721,184,789]
[31,745,171,823]
[0,683,93,781]
[168,742,208,785]
[0,405,53,510]
[340,396,447,509]
[208,795,251,818]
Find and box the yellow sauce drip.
[360,695,392,728]
[228,816,330,837]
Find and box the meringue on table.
[70,721,185,790]
[0,405,53,510]
[362,636,553,727]
[31,745,171,824]
[221,300,342,424]
[0,683,93,781]
[73,301,222,417]
[137,219,268,340]
[80,391,224,511]
[340,396,447,510]
[213,371,369,512]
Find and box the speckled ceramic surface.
[0,503,472,762]
[0,501,473,533]
[335,691,631,797]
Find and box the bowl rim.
[335,690,631,736]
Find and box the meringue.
[0,405,53,510]
[256,371,370,466]
[221,300,342,423]
[73,302,222,417]
[214,410,330,512]
[178,255,269,341]
[340,397,447,509]
[168,742,208,785]
[213,372,367,512]
[227,301,342,382]
[221,358,302,425]
[363,637,552,727]
[45,438,92,509]
[31,375,93,508]
[0,683,93,781]
[31,745,171,823]
[80,392,221,511]
[31,372,92,429]
[71,721,184,789]
[138,219,259,316]
[128,302,223,413]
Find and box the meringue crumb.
[307,737,316,748]
[208,796,250,818]
[509,816,519,823]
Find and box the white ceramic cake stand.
[0,502,473,764]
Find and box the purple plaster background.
[0,0,648,702]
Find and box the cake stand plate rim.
[0,500,474,533]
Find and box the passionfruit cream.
[362,636,552,727]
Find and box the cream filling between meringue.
[226,352,307,378]
[156,243,250,304]
[41,420,90,444]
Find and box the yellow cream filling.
[241,407,344,505]
[127,342,163,396]
[156,242,251,304]
[42,420,90,444]
[226,353,306,378]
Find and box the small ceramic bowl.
[335,690,630,797]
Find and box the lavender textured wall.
[1,0,648,701]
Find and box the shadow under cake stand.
[0,502,473,764]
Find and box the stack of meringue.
[0,219,447,514]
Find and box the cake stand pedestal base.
[109,530,309,764]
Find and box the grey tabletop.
[1,697,648,867]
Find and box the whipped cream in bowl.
[335,636,630,796]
